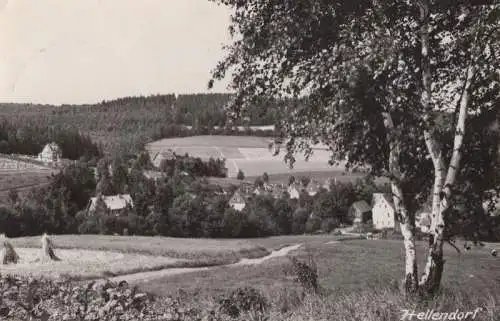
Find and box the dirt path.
[110,244,303,284]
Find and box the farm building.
[253,186,267,196]
[306,180,321,196]
[88,194,134,216]
[229,191,247,211]
[253,182,273,196]
[349,200,372,225]
[151,150,175,168]
[271,185,287,199]
[143,170,166,182]
[371,193,397,230]
[416,211,432,233]
[287,182,302,199]
[38,142,62,164]
[322,177,337,191]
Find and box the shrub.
[218,287,269,319]
[288,255,319,294]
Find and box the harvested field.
[11,235,270,263]
[216,147,245,159]
[0,248,184,280]
[146,135,346,178]
[147,135,272,149]
[248,171,390,186]
[233,159,339,177]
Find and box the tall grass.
[265,285,498,321]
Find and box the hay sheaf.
[1,234,20,265]
[39,233,61,262]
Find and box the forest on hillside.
[0,93,282,158]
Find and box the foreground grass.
[263,287,499,321]
[11,234,270,264]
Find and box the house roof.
[41,142,61,154]
[306,180,320,192]
[89,194,134,212]
[351,200,372,214]
[152,150,175,167]
[372,193,395,210]
[417,212,432,226]
[229,191,246,204]
[143,170,166,180]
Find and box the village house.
[88,194,134,216]
[151,150,175,168]
[271,184,287,199]
[348,200,372,225]
[253,182,273,196]
[143,170,166,182]
[416,211,432,233]
[306,180,321,196]
[287,182,302,199]
[38,142,62,164]
[371,193,398,230]
[322,177,336,191]
[229,190,248,211]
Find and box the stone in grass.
[1,234,20,265]
[40,233,61,262]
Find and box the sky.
[0,0,233,105]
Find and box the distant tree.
[7,189,19,206]
[288,175,296,186]
[299,176,310,187]
[254,177,264,188]
[0,206,21,237]
[236,169,245,180]
[222,207,247,237]
[262,172,269,183]
[132,151,153,171]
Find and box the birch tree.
[209,0,500,295]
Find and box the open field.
[0,169,54,202]
[0,248,184,280]
[10,235,270,262]
[147,135,273,149]
[249,170,391,186]
[3,234,499,319]
[146,135,350,178]
[137,238,500,299]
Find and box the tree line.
[0,93,281,159]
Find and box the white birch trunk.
[382,112,419,293]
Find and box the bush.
[320,218,338,233]
[218,287,269,319]
[288,255,319,294]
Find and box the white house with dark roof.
[229,191,247,211]
[371,193,397,229]
[88,194,134,215]
[287,182,302,199]
[38,142,62,164]
[322,177,337,191]
[143,170,166,182]
[306,180,321,196]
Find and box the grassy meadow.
[136,238,499,297]
[2,234,499,320]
